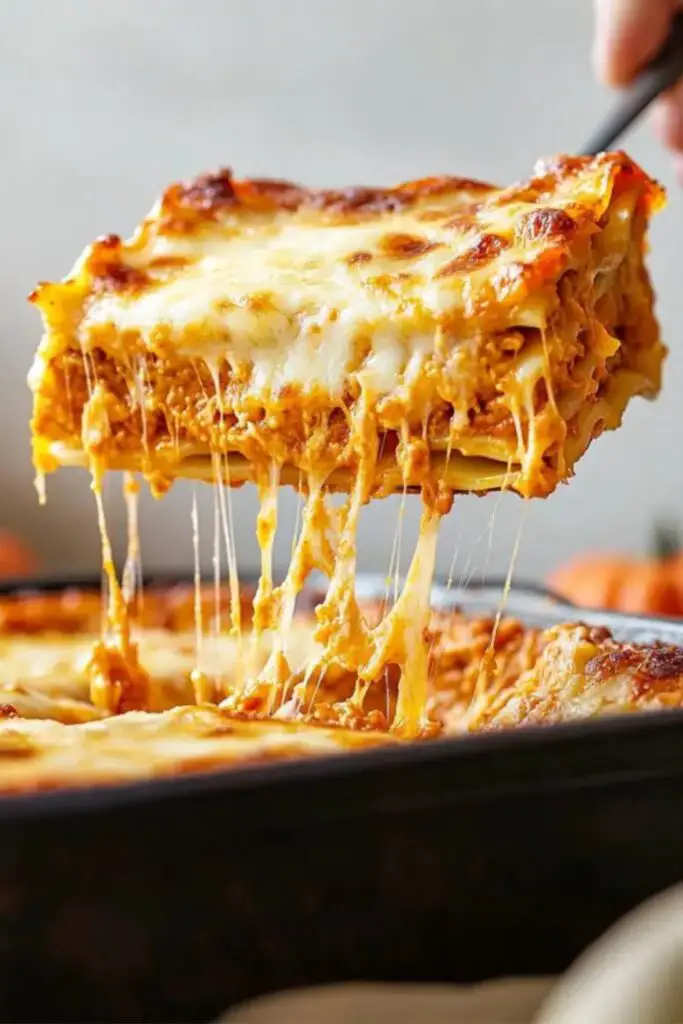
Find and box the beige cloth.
[220,885,683,1024]
[538,885,683,1024]
[220,979,553,1023]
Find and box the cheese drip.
[79,370,454,733]
[220,391,444,736]
[86,469,152,713]
[122,471,141,608]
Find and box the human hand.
[594,0,683,175]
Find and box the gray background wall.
[3,0,680,582]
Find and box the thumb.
[593,0,675,87]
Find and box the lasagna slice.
[27,152,665,737]
[30,151,664,501]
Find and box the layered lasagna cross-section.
[30,151,664,501]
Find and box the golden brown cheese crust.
[468,624,683,730]
[29,151,664,499]
[158,170,496,225]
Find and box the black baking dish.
[3,576,683,1023]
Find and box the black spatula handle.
[582,12,683,155]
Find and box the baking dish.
[2,574,683,1023]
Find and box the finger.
[652,79,683,151]
[593,0,674,87]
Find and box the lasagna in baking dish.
[2,584,683,794]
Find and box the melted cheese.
[41,159,650,380]
[0,619,324,724]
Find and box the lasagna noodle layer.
[0,709,396,795]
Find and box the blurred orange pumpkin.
[0,531,36,579]
[547,525,683,618]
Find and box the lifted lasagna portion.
[27,153,665,737]
[30,151,664,501]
